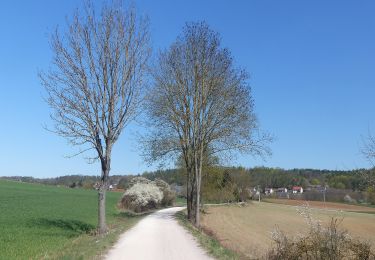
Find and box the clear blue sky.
[0,1,374,177]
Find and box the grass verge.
[175,210,243,260]
[174,196,187,207]
[43,214,142,259]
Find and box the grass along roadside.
[44,214,142,259]
[174,196,187,207]
[175,210,243,260]
[0,180,144,259]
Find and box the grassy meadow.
[200,201,375,259]
[0,180,141,259]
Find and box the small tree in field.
[143,22,271,226]
[40,1,150,234]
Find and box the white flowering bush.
[154,178,175,206]
[119,182,163,212]
[119,177,176,212]
[129,176,152,186]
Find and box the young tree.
[143,22,271,226]
[40,1,150,234]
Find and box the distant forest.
[3,167,375,204]
[2,167,373,191]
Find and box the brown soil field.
[264,198,375,213]
[201,202,375,259]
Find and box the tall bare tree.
[361,133,375,188]
[362,133,375,165]
[143,22,271,226]
[40,1,150,234]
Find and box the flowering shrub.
[129,177,152,186]
[119,177,175,212]
[119,183,163,212]
[154,178,175,206]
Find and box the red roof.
[292,186,302,190]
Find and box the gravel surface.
[105,207,213,260]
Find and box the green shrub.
[366,187,375,205]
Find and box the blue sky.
[0,1,374,177]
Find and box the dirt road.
[105,207,213,260]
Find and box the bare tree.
[361,133,375,188]
[362,133,375,165]
[143,22,271,226]
[40,1,150,234]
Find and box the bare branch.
[41,1,150,165]
[40,0,150,233]
[361,131,375,188]
[142,22,272,225]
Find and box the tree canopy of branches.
[143,22,271,226]
[361,133,375,189]
[40,1,150,234]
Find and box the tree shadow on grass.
[30,218,95,236]
[116,208,157,218]
[117,211,144,218]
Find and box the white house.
[292,186,303,193]
[277,187,288,193]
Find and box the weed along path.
[105,207,213,260]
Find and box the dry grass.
[265,198,375,213]
[200,202,375,259]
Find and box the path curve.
[105,207,213,260]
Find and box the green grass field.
[0,180,141,259]
[173,196,187,207]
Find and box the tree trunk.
[187,175,192,220]
[195,178,200,227]
[186,164,196,222]
[195,154,202,227]
[98,160,109,234]
[98,181,107,234]
[187,192,193,220]
[195,147,203,227]
[187,179,196,222]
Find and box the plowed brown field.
[265,198,375,212]
[201,202,375,259]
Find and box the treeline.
[248,167,370,191]
[141,166,372,192]
[2,175,108,189]
[0,172,183,190]
[3,167,372,192]
[202,167,375,203]
[3,166,375,204]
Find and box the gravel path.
[105,207,213,260]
